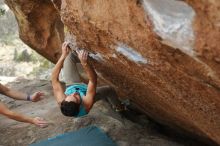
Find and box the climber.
[51,42,124,117]
[0,83,48,127]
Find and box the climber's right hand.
[76,49,89,66]
[61,42,70,58]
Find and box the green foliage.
[13,46,53,65]
[0,35,17,45]
[0,8,5,16]
[28,56,54,78]
[29,53,39,63]
[29,51,53,72]
[13,48,54,78]
[40,59,51,68]
[13,49,31,62]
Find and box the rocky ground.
[0,78,205,146]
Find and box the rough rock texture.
[185,0,220,81]
[4,0,220,145]
[0,79,203,146]
[4,0,64,63]
[59,0,220,145]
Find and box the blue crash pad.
[30,126,117,146]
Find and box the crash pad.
[30,126,117,146]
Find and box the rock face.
[5,0,220,145]
[4,0,64,63]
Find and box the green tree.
[0,8,5,16]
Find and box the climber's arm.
[76,50,97,112]
[51,42,69,105]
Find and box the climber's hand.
[76,49,88,66]
[61,42,70,58]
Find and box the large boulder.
[4,0,220,145]
[4,0,64,63]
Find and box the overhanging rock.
[4,0,64,63]
[59,0,220,145]
[5,0,220,145]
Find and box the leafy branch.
[0,8,5,16]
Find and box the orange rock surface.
[5,0,220,145]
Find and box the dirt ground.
[0,78,207,146]
[0,78,66,145]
